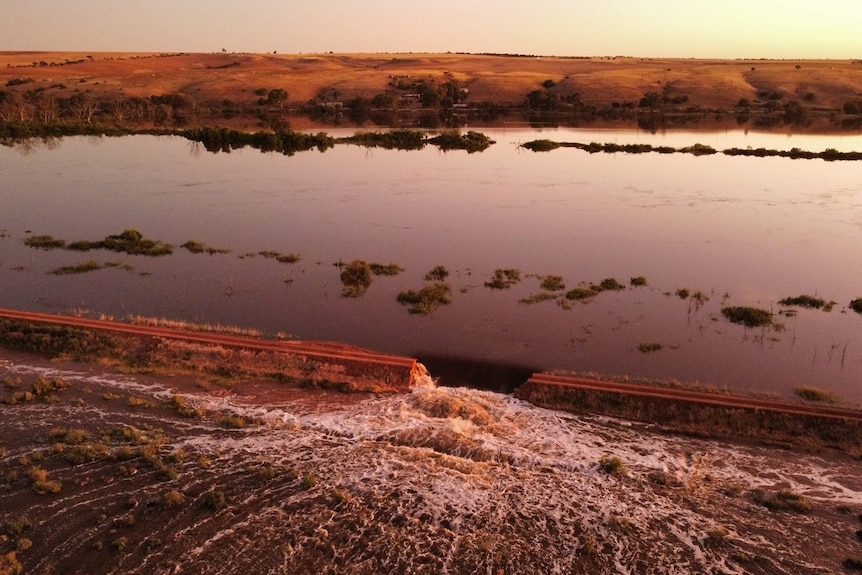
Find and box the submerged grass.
[181,240,231,255]
[396,283,452,315]
[258,250,300,264]
[721,306,773,328]
[49,260,103,275]
[793,386,841,404]
[67,229,173,256]
[24,235,65,250]
[485,268,522,290]
[778,294,833,310]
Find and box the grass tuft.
[721,306,773,327]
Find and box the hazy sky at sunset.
[1,0,859,59]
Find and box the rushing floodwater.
[1,128,862,400]
[2,357,861,574]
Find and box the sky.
[1,0,860,59]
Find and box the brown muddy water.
[1,128,861,401]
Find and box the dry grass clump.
[485,268,521,290]
[161,489,186,508]
[181,240,231,255]
[751,488,811,513]
[793,386,841,404]
[396,283,452,315]
[598,455,626,476]
[721,306,773,327]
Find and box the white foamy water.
[4,358,861,574]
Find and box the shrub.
[793,386,840,403]
[202,490,226,510]
[591,278,625,292]
[751,488,811,513]
[31,376,69,396]
[522,139,561,152]
[396,283,452,315]
[369,262,404,276]
[484,268,521,290]
[181,240,231,255]
[301,473,319,489]
[630,276,648,287]
[49,260,103,275]
[638,342,663,353]
[0,551,22,575]
[598,455,626,476]
[721,306,772,327]
[779,294,826,309]
[5,515,31,538]
[424,265,449,281]
[24,234,65,249]
[565,287,599,301]
[340,260,373,298]
[258,250,299,263]
[161,489,185,508]
[851,298,862,314]
[704,526,729,547]
[219,415,247,429]
[845,557,862,570]
[540,275,566,291]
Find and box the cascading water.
[2,354,861,574]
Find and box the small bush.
[31,376,69,397]
[396,283,452,315]
[793,386,840,403]
[591,278,625,292]
[779,294,826,309]
[24,234,66,249]
[638,342,663,353]
[49,260,103,275]
[851,298,862,314]
[539,275,566,291]
[704,526,729,547]
[565,286,599,301]
[369,262,404,276]
[844,557,862,570]
[424,265,449,281]
[202,490,226,511]
[301,473,319,489]
[340,260,373,298]
[598,455,626,476]
[485,268,521,290]
[721,306,772,327]
[161,489,185,508]
[181,240,231,255]
[751,488,811,513]
[219,415,247,429]
[630,276,648,287]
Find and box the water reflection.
[1,130,862,401]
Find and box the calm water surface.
[2,128,861,399]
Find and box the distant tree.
[542,79,556,89]
[525,89,562,111]
[638,91,664,110]
[843,99,862,114]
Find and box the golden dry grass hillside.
[3,51,862,112]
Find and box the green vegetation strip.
[522,139,862,161]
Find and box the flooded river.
[1,127,861,400]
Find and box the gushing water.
[3,356,861,574]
